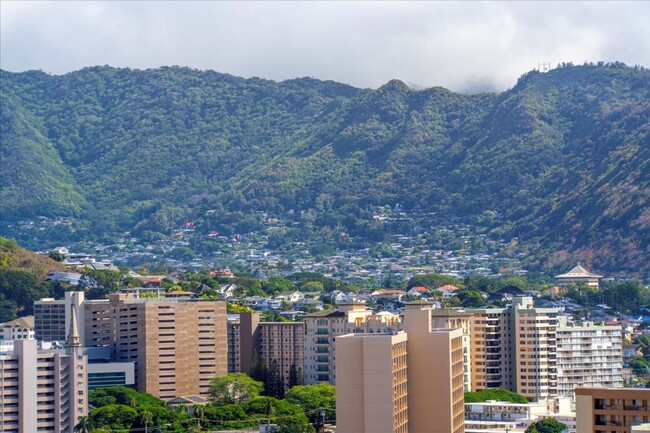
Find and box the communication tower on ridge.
[538,62,551,73]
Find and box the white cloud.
[1,1,649,92]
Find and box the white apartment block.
[556,317,623,397]
[0,305,87,433]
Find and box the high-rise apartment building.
[0,305,87,433]
[576,388,650,433]
[465,297,561,400]
[303,302,401,384]
[34,291,85,343]
[335,302,465,433]
[228,312,304,390]
[510,296,559,400]
[84,293,227,400]
[466,307,511,391]
[431,309,474,391]
[556,319,623,397]
[336,332,409,433]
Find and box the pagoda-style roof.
[555,264,603,279]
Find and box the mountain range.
[1,63,648,277]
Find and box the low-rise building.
[1,315,34,341]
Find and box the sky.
[1,1,649,93]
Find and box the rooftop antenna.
[538,62,551,73]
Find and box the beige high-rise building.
[404,304,465,433]
[576,388,650,433]
[228,312,304,390]
[557,318,623,397]
[466,297,561,400]
[336,332,409,433]
[335,302,465,433]
[0,304,87,433]
[84,293,227,400]
[431,309,473,391]
[466,307,511,391]
[510,296,560,400]
[304,302,401,385]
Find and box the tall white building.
[0,304,87,433]
[556,317,623,397]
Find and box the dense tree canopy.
[2,64,649,276]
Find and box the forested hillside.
[1,64,648,276]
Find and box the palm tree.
[139,409,153,433]
[74,416,95,433]
[195,405,205,429]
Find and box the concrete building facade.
[34,291,85,343]
[431,309,474,392]
[228,312,304,391]
[556,319,623,397]
[303,302,401,385]
[335,303,465,433]
[576,388,650,433]
[336,332,409,433]
[0,305,87,433]
[465,297,561,401]
[84,293,227,400]
[0,315,34,341]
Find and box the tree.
[408,273,462,290]
[208,373,263,405]
[138,409,153,433]
[464,389,528,404]
[48,250,66,262]
[525,419,567,433]
[78,269,123,299]
[74,416,95,433]
[285,383,335,431]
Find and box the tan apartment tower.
[84,293,227,400]
[404,302,465,433]
[430,308,473,391]
[336,332,409,433]
[227,312,304,391]
[576,388,650,433]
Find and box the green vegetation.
[525,419,567,433]
[208,373,264,405]
[464,388,529,404]
[1,64,648,276]
[86,386,189,433]
[0,237,69,322]
[87,385,316,432]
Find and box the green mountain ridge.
[1,64,648,276]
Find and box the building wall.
[557,320,623,397]
[431,311,473,392]
[34,292,85,343]
[576,388,650,433]
[227,313,304,391]
[511,297,559,400]
[336,332,408,433]
[0,339,87,433]
[404,307,465,433]
[84,294,227,400]
[304,303,400,385]
[467,308,510,391]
